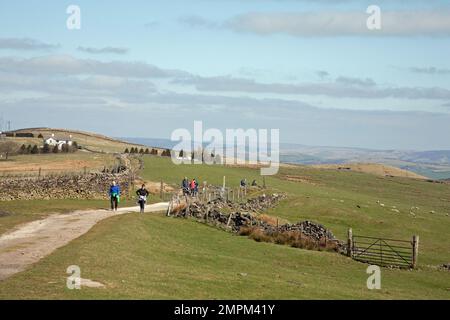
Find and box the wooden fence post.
[227,213,233,227]
[203,182,207,202]
[347,228,353,257]
[205,205,209,222]
[187,197,191,216]
[166,199,173,217]
[412,235,419,269]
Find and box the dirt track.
[0,202,168,281]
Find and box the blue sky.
[1,0,450,150]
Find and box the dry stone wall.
[0,172,131,201]
[171,193,344,252]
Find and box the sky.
[0,0,450,150]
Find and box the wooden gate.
[348,231,419,269]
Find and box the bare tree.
[0,141,18,160]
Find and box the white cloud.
[174,75,450,100]
[224,10,450,37]
[179,15,221,29]
[409,66,450,75]
[0,55,189,78]
[77,46,129,55]
[0,37,59,50]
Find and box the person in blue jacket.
[109,181,121,211]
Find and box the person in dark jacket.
[181,177,189,195]
[109,181,121,211]
[136,184,150,213]
[194,178,199,196]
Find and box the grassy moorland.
[141,156,450,266]
[0,213,448,299]
[0,153,118,176]
[0,155,449,299]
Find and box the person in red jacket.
[190,179,196,196]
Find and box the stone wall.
[0,172,131,201]
[170,193,345,253]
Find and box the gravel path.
[0,202,168,281]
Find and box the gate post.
[347,228,353,257]
[412,235,419,269]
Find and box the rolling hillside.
[7,128,162,154]
[1,154,449,299]
[0,130,449,299]
[311,163,428,179]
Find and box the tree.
[145,148,150,154]
[139,148,144,154]
[179,149,184,158]
[19,144,27,154]
[124,148,129,154]
[151,148,158,155]
[0,141,18,160]
[71,141,79,152]
[31,145,39,154]
[38,133,44,139]
[26,145,32,154]
[61,143,69,153]
[52,145,59,154]
[43,143,50,154]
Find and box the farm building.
[43,134,74,150]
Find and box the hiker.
[181,177,190,195]
[190,178,197,196]
[136,184,150,214]
[109,181,121,212]
[194,178,199,196]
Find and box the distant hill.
[8,131,446,179]
[311,163,428,180]
[8,128,161,154]
[280,143,450,180]
[118,137,177,150]
[121,137,444,179]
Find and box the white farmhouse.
[43,134,74,150]
[44,137,58,146]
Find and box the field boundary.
[346,228,419,269]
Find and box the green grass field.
[0,152,118,176]
[0,155,449,299]
[0,213,448,299]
